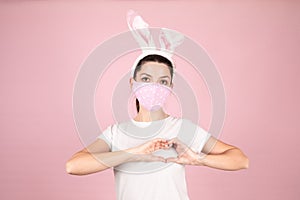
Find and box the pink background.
[1,0,299,200]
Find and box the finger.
[167,140,177,148]
[152,139,165,147]
[154,138,168,143]
[154,143,162,151]
[168,138,187,149]
[154,142,170,151]
[158,140,169,146]
[167,138,179,145]
[155,140,168,147]
[163,143,172,149]
[166,140,174,146]
[166,157,178,163]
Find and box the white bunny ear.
[159,28,185,55]
[127,10,156,50]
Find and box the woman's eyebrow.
[159,75,170,79]
[140,73,152,77]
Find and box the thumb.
[150,155,166,162]
[166,157,178,163]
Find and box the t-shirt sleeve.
[97,125,113,151]
[177,119,212,154]
[191,125,212,154]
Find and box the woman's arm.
[197,136,249,170]
[66,138,169,175]
[165,137,249,171]
[66,144,135,175]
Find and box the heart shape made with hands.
[153,137,203,165]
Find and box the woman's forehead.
[137,62,171,76]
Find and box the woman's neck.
[134,108,169,122]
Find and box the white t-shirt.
[97,115,211,200]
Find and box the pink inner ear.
[127,10,151,46]
[127,10,138,24]
[127,10,140,31]
[161,33,171,50]
[136,28,150,46]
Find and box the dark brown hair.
[133,54,174,113]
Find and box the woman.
[66,53,249,200]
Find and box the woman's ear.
[129,77,134,90]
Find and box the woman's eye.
[141,77,150,82]
[160,80,168,85]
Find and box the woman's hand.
[165,137,205,166]
[126,138,170,163]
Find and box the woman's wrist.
[124,147,141,162]
[194,152,207,166]
[125,147,140,154]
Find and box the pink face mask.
[132,80,172,111]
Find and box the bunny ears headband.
[127,10,185,78]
